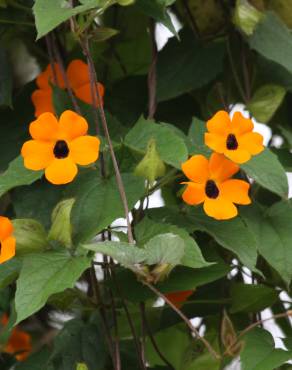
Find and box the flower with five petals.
[21,110,100,185]
[181,153,251,220]
[204,111,264,164]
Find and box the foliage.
[0,0,292,369]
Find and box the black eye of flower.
[205,180,219,199]
[226,134,238,150]
[53,140,70,159]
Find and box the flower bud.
[48,199,75,248]
[117,0,135,6]
[135,139,166,185]
[12,219,48,256]
[233,0,263,36]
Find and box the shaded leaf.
[15,252,91,323]
[125,117,188,168]
[242,149,288,198]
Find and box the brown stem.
[112,271,147,370]
[50,33,82,115]
[89,263,116,367]
[148,19,158,119]
[140,303,175,369]
[181,0,200,38]
[226,37,247,104]
[223,311,292,356]
[144,282,221,360]
[80,36,134,244]
[45,35,58,86]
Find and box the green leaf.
[188,117,211,156]
[84,233,185,268]
[15,251,91,323]
[251,200,292,285]
[230,283,278,313]
[0,46,12,107]
[135,217,211,269]
[247,84,286,123]
[157,30,225,101]
[0,258,21,290]
[143,233,185,265]
[249,12,292,74]
[47,318,107,370]
[0,156,43,198]
[125,117,188,168]
[68,172,144,244]
[33,0,111,39]
[242,149,288,198]
[83,241,146,268]
[240,328,292,370]
[190,208,258,271]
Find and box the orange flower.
[165,290,194,308]
[0,217,16,264]
[181,153,251,220]
[21,110,100,185]
[32,60,105,117]
[204,111,264,164]
[1,314,32,361]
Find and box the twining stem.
[144,282,221,360]
[140,303,175,369]
[226,38,247,104]
[223,311,292,356]
[80,36,134,244]
[148,19,158,119]
[50,33,82,115]
[112,271,147,370]
[89,263,116,367]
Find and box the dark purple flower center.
[205,180,219,199]
[53,140,69,159]
[226,134,238,150]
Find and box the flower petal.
[181,155,209,183]
[206,111,231,135]
[21,140,54,170]
[0,236,16,264]
[59,110,88,140]
[29,112,59,141]
[231,111,253,135]
[219,179,251,205]
[205,132,226,153]
[36,63,65,89]
[0,217,13,241]
[209,153,239,182]
[225,148,251,164]
[182,182,205,205]
[5,328,32,361]
[69,135,100,165]
[238,132,264,155]
[66,60,89,89]
[74,82,104,105]
[203,197,238,220]
[31,89,54,118]
[45,158,78,185]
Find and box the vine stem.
[49,33,82,115]
[144,282,221,360]
[148,19,158,119]
[80,36,134,244]
[226,37,247,104]
[140,303,175,369]
[223,311,292,356]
